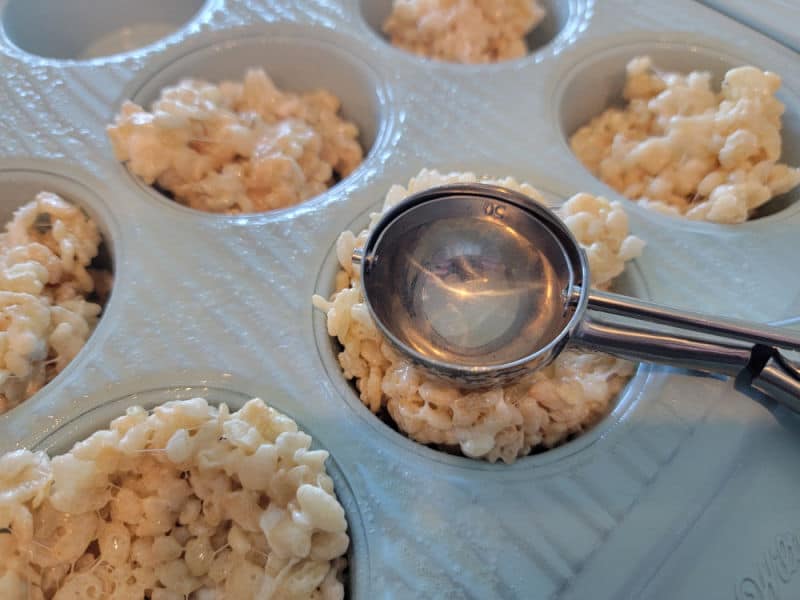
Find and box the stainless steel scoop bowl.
[354,183,800,409]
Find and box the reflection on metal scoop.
[354,183,800,411]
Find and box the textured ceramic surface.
[699,0,800,54]
[0,0,798,598]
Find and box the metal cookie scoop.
[352,183,800,410]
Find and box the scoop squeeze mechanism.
[747,353,800,412]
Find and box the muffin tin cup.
[552,34,800,228]
[311,191,660,475]
[0,0,216,63]
[0,160,123,418]
[113,25,397,220]
[0,1,799,598]
[1,0,216,62]
[32,384,371,599]
[357,0,590,67]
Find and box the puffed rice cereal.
[571,56,800,223]
[108,69,364,214]
[0,192,110,414]
[0,397,349,599]
[312,169,645,464]
[383,0,546,64]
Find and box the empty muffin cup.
[2,0,211,60]
[359,0,583,64]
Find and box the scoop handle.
[574,316,800,412]
[574,316,754,376]
[584,288,800,351]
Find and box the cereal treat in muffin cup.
[0,192,110,414]
[313,169,645,464]
[108,69,364,214]
[383,0,546,64]
[0,397,350,599]
[570,57,800,223]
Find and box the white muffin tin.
[0,0,798,598]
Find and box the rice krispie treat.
[383,0,546,64]
[313,169,645,464]
[571,57,800,223]
[108,69,364,214]
[0,192,110,414]
[0,397,349,599]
